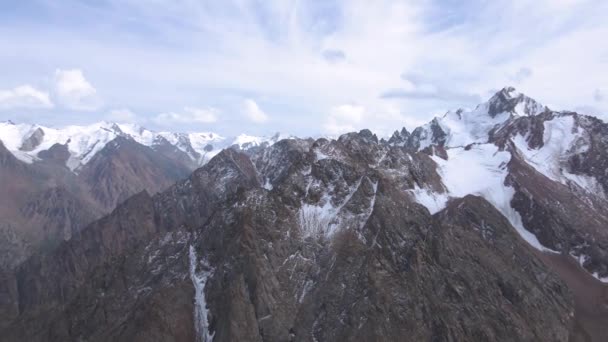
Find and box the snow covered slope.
[403,86,548,150]
[401,88,608,282]
[430,144,550,251]
[0,120,283,172]
[511,114,606,198]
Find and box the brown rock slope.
[0,137,576,341]
[0,136,191,271]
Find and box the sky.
[0,0,607,137]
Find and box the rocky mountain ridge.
[0,133,192,270]
[0,122,288,270]
[1,87,608,341]
[0,120,287,172]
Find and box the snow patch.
[440,107,512,147]
[314,149,330,161]
[407,185,449,215]
[591,272,608,283]
[298,197,340,238]
[513,115,604,198]
[263,178,274,190]
[357,178,378,230]
[298,179,362,239]
[189,245,214,342]
[429,144,553,252]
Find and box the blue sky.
[0,0,607,137]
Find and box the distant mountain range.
[0,120,288,171]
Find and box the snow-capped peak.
[0,120,284,172]
[399,87,549,150]
[486,86,547,118]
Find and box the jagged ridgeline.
[1,87,607,341]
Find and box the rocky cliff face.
[78,136,192,212]
[0,135,193,271]
[0,130,580,341]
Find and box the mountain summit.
[486,86,547,117]
[390,87,549,150]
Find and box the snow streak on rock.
[189,245,214,342]
[407,184,449,215]
[512,115,605,198]
[571,252,608,283]
[298,179,362,239]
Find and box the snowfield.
[412,143,553,252]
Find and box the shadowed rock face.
[78,136,192,212]
[37,143,70,165]
[0,136,194,271]
[506,149,608,277]
[0,137,575,341]
[19,128,45,152]
[567,114,608,194]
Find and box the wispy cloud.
[107,108,139,123]
[0,85,53,109]
[510,67,533,84]
[322,49,346,63]
[0,0,606,135]
[594,88,604,102]
[154,106,219,125]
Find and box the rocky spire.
[487,86,547,117]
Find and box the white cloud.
[107,108,139,123]
[1,1,607,134]
[510,67,533,83]
[154,106,219,125]
[594,88,604,102]
[323,104,365,135]
[0,85,53,109]
[54,69,102,111]
[243,99,269,123]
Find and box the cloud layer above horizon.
[0,0,607,136]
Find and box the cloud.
[107,108,139,123]
[323,104,365,135]
[511,67,533,83]
[322,49,346,63]
[243,99,269,123]
[384,73,481,104]
[1,0,607,134]
[154,106,219,125]
[0,85,53,109]
[594,88,604,102]
[54,69,102,111]
[380,86,481,104]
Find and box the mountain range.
[0,120,287,171]
[0,121,286,269]
[1,87,607,341]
